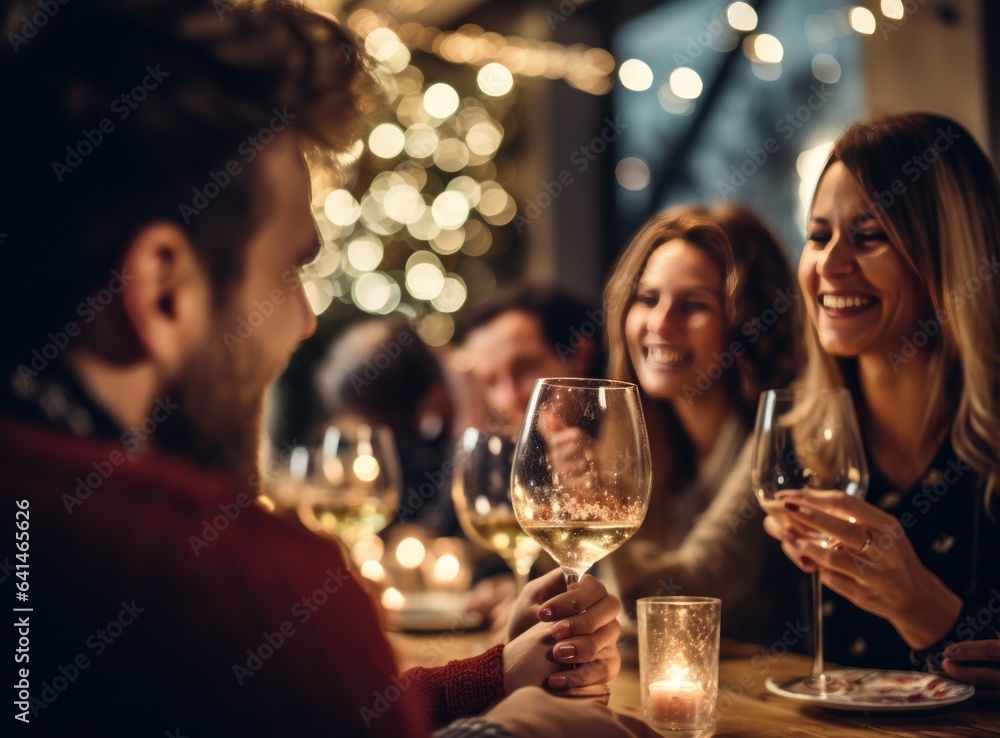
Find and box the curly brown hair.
[0,0,379,364]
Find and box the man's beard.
[155,321,269,490]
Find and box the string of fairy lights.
[300,1,909,347]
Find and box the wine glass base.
[778,673,855,698]
[647,725,714,738]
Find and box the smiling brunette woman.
[763,113,1000,685]
[603,206,801,642]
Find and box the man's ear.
[118,221,213,376]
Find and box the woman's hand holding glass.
[763,489,964,651]
[501,569,622,693]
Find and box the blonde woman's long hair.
[604,211,800,493]
[801,113,1000,506]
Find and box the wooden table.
[391,631,1000,737]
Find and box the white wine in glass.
[512,378,652,700]
[752,387,868,697]
[452,428,541,593]
[296,421,402,551]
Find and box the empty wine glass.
[452,427,541,594]
[752,387,868,697]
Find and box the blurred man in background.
[460,284,605,429]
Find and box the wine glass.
[751,387,869,697]
[452,427,541,594]
[512,378,651,699]
[512,379,651,584]
[294,420,402,553]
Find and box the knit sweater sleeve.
[404,644,507,727]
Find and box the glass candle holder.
[638,597,720,737]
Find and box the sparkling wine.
[522,521,641,570]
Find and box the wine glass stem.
[811,571,825,683]
[513,566,530,595]
[563,569,581,587]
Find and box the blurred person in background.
[457,285,607,627]
[315,316,461,537]
[603,205,802,644]
[459,284,605,430]
[0,2,635,735]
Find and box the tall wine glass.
[512,379,651,586]
[751,387,868,697]
[295,420,402,553]
[452,427,541,594]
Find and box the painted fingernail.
[549,675,569,689]
[784,502,800,512]
[552,621,572,640]
[944,645,958,657]
[802,557,817,569]
[555,643,577,660]
[540,607,553,620]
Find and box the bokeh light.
[669,67,703,99]
[477,62,515,96]
[619,59,654,91]
[849,7,877,35]
[369,123,406,159]
[726,2,758,32]
[423,83,460,118]
[431,190,471,229]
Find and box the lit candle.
[646,666,708,726]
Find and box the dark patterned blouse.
[822,440,1000,671]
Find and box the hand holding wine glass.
[511,378,650,700]
[752,387,868,696]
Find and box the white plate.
[765,669,975,712]
[384,591,484,633]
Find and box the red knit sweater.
[0,413,505,736]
